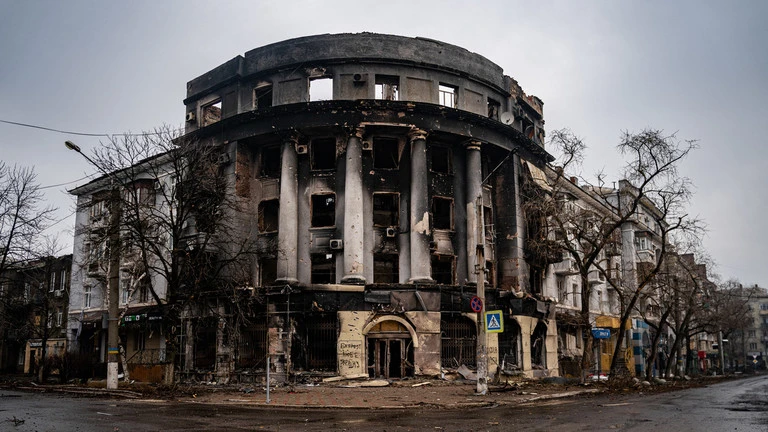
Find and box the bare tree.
[80,125,258,377]
[525,129,699,380]
[0,163,56,275]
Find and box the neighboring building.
[731,285,768,370]
[69,33,560,383]
[0,255,71,375]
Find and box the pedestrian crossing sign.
[485,310,504,333]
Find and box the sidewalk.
[174,380,603,409]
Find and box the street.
[1,376,767,431]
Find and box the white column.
[409,129,433,283]
[342,128,366,284]
[465,140,483,285]
[276,136,299,284]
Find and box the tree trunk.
[645,321,665,381]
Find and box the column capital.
[345,126,365,140]
[465,140,483,151]
[408,128,428,142]
[279,131,301,145]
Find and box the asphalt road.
[1,376,767,431]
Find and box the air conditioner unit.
[385,227,397,238]
[296,144,308,155]
[361,140,373,151]
[329,239,343,250]
[218,153,231,164]
[352,73,366,83]
[186,111,196,122]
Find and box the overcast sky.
[1,0,766,286]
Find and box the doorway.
[365,320,414,379]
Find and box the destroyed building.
[68,33,559,382]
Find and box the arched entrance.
[364,318,415,379]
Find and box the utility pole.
[475,196,487,395]
[105,186,122,389]
[66,141,121,390]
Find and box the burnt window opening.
[484,260,494,287]
[487,98,501,120]
[258,199,279,233]
[432,197,454,230]
[260,145,281,178]
[529,265,543,295]
[431,254,455,285]
[309,77,333,102]
[430,146,452,174]
[373,253,399,284]
[498,317,521,370]
[201,99,222,126]
[238,322,268,369]
[375,75,399,101]
[441,314,476,368]
[193,320,217,370]
[311,194,336,227]
[438,84,458,108]
[483,205,494,243]
[311,253,336,284]
[259,258,277,287]
[292,314,338,371]
[311,138,337,171]
[372,192,399,227]
[373,138,399,169]
[253,84,273,110]
[531,321,548,368]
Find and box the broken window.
[441,314,476,368]
[258,199,279,233]
[261,145,281,178]
[253,84,273,110]
[431,254,455,285]
[373,253,399,284]
[304,314,338,371]
[483,205,494,243]
[498,317,521,369]
[430,146,452,174]
[311,194,336,227]
[309,77,333,102]
[529,266,543,295]
[193,319,217,370]
[372,192,399,227]
[531,321,548,368]
[201,99,222,126]
[438,84,458,108]
[311,253,335,284]
[259,258,277,286]
[487,98,501,120]
[373,138,399,169]
[238,321,268,369]
[432,197,453,230]
[375,75,399,101]
[311,138,336,171]
[484,260,494,287]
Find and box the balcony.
[588,269,605,285]
[636,250,656,264]
[552,257,576,275]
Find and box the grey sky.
[1,0,766,286]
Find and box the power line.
[0,119,180,138]
[39,173,98,190]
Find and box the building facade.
[0,255,71,376]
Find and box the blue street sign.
[592,328,611,339]
[485,310,504,333]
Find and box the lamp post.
[66,141,122,390]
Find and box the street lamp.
[66,141,122,390]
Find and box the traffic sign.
[485,310,503,333]
[470,296,483,313]
[592,328,611,339]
